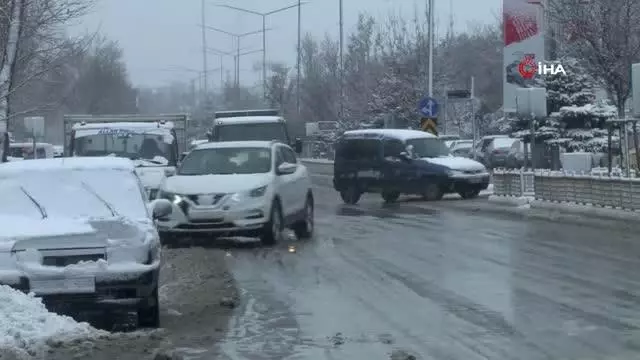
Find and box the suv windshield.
[214,123,288,143]
[406,138,450,158]
[73,130,173,165]
[178,147,271,175]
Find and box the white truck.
[63,114,188,199]
[208,109,302,153]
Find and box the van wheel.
[381,191,400,203]
[261,200,283,245]
[422,183,443,201]
[340,186,361,205]
[458,189,480,199]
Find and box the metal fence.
[492,169,535,197]
[493,169,640,210]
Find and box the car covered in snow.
[333,129,490,203]
[0,157,172,328]
[156,140,314,245]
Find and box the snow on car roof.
[10,142,53,148]
[195,140,275,149]
[344,129,437,141]
[0,157,134,175]
[213,116,283,124]
[72,121,174,130]
[492,137,517,147]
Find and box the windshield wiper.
[81,182,118,217]
[20,186,47,219]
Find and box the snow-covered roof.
[343,129,436,141]
[0,157,134,174]
[10,143,53,148]
[482,135,509,140]
[213,116,283,125]
[72,121,174,130]
[195,141,275,150]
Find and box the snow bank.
[0,285,103,356]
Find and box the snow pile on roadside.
[0,285,104,356]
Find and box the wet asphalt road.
[215,178,640,360]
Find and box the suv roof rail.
[214,109,279,119]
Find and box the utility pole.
[427,0,434,96]
[339,0,344,122]
[200,0,208,99]
[216,3,303,102]
[297,0,302,117]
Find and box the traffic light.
[420,117,438,135]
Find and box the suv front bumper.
[156,197,271,235]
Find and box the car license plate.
[30,276,95,295]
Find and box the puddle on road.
[336,204,437,218]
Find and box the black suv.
[333,129,490,204]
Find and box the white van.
[8,142,55,161]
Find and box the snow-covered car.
[156,140,314,245]
[0,157,172,328]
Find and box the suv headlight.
[158,190,183,204]
[230,186,268,202]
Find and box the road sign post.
[419,97,438,135]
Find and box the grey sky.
[72,0,500,87]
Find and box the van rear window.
[336,139,380,160]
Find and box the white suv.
[156,141,314,244]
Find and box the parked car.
[505,139,531,168]
[486,137,517,168]
[333,129,489,203]
[450,140,473,157]
[156,140,314,245]
[7,142,55,160]
[471,135,510,165]
[439,135,460,148]
[0,157,171,328]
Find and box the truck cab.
[208,109,302,153]
[64,114,188,199]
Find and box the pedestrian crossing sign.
[420,117,438,135]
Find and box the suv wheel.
[381,191,400,203]
[458,189,480,199]
[422,183,444,201]
[340,186,361,205]
[293,194,314,239]
[261,200,283,245]
[137,286,160,328]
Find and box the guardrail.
[492,169,534,197]
[493,169,640,211]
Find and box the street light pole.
[427,0,434,96]
[297,0,301,117]
[339,0,344,121]
[200,0,208,99]
[216,3,304,103]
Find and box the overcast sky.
[71,0,501,87]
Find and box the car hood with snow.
[161,173,270,195]
[0,158,161,286]
[421,156,486,172]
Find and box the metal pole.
[236,37,240,87]
[220,55,224,86]
[443,85,447,135]
[625,120,631,177]
[296,0,301,117]
[339,0,344,121]
[427,0,434,96]
[471,76,476,159]
[262,15,267,101]
[201,0,208,99]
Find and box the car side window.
[282,147,297,164]
[383,139,405,158]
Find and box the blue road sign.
[419,97,439,117]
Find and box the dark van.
[333,129,490,204]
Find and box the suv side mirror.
[149,199,172,219]
[277,162,297,175]
[293,138,302,153]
